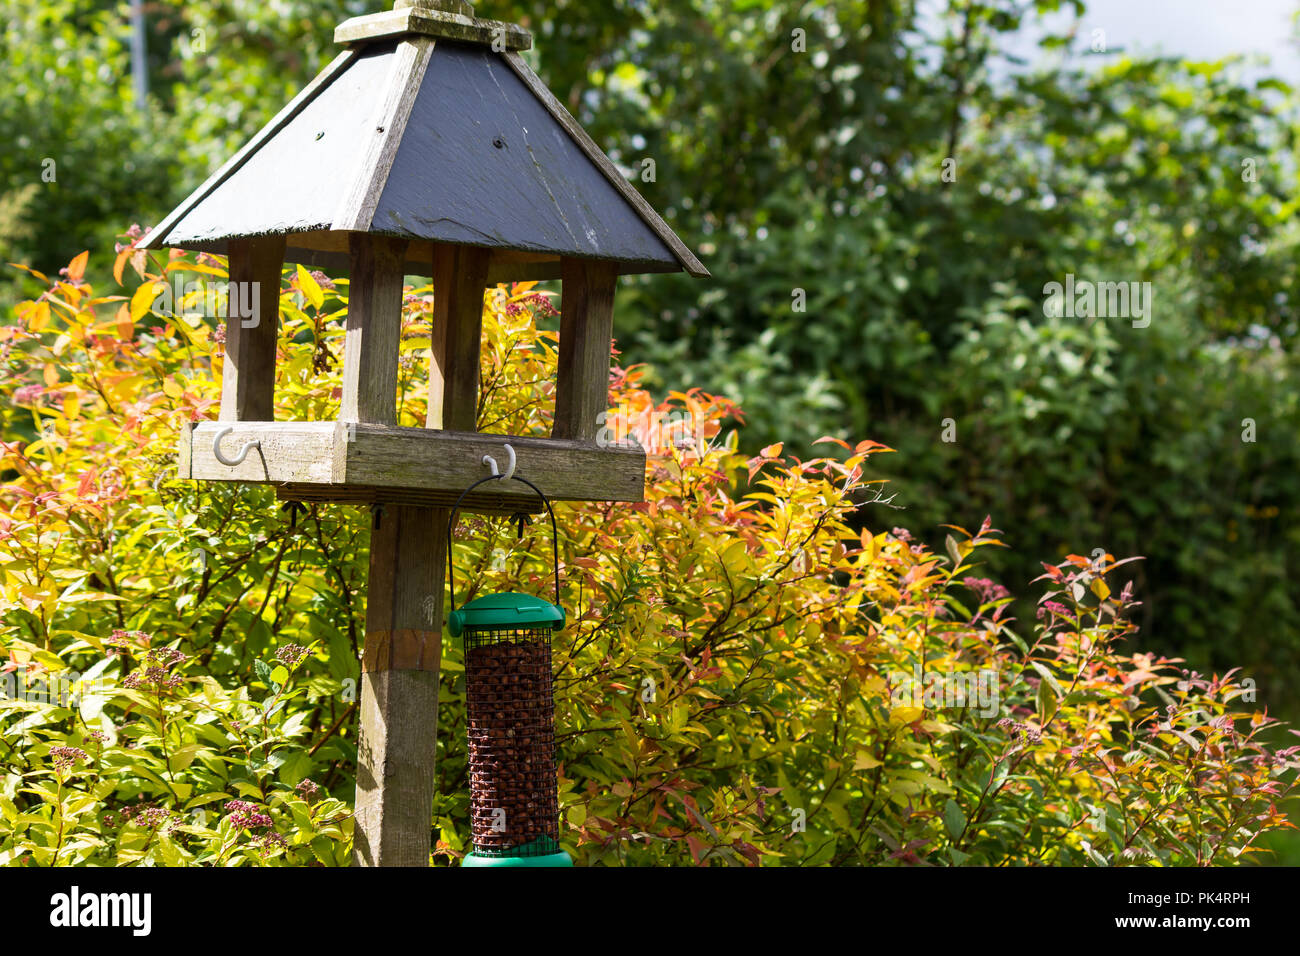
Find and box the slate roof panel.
[371,43,677,267]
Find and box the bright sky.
[916,0,1300,86]
[1016,0,1300,85]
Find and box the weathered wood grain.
[365,505,445,661]
[218,231,563,281]
[428,243,490,431]
[177,422,195,479]
[184,421,647,503]
[219,235,286,423]
[362,629,441,672]
[553,258,618,443]
[187,421,343,483]
[485,259,561,284]
[342,425,645,502]
[335,5,531,50]
[341,234,410,425]
[353,503,446,867]
[332,38,435,233]
[353,668,441,866]
[397,0,472,12]
[276,483,542,516]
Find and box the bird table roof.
[140,12,707,279]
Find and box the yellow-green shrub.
[0,249,1295,865]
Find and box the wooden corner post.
[552,258,618,442]
[220,235,286,422]
[342,234,409,425]
[428,243,490,432]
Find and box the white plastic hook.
[481,443,517,481]
[212,426,261,467]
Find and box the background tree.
[2,0,1297,723]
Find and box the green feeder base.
[463,850,572,868]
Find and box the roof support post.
[428,242,490,431]
[552,258,618,443]
[342,234,409,424]
[219,235,285,422]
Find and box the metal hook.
[481,443,517,481]
[212,426,261,467]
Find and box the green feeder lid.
[463,837,573,868]
[463,849,573,868]
[447,592,566,637]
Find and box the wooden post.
[552,258,618,442]
[220,235,286,422]
[342,234,409,424]
[353,238,488,866]
[349,231,441,867]
[428,243,490,431]
[353,503,445,866]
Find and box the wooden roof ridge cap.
[498,51,710,279]
[335,5,532,50]
[138,47,361,250]
[330,37,438,232]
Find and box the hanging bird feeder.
[447,468,570,867]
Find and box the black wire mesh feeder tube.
[447,473,571,868]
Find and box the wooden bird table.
[141,0,706,865]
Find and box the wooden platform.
[179,421,645,513]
